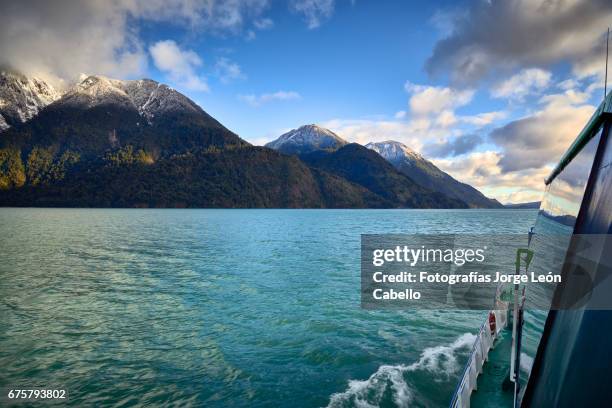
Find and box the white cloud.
[149,40,209,91]
[238,91,301,107]
[558,78,580,91]
[496,190,544,205]
[401,81,487,136]
[323,119,410,146]
[433,151,503,184]
[491,68,552,100]
[460,111,507,126]
[432,151,552,202]
[405,81,474,116]
[290,0,335,29]
[317,81,505,161]
[396,76,596,202]
[320,76,587,203]
[0,0,272,84]
[319,112,548,203]
[320,118,441,151]
[129,0,270,32]
[249,136,278,146]
[435,110,457,128]
[490,89,594,172]
[215,57,246,83]
[539,88,590,107]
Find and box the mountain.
[1,75,247,158]
[265,124,347,155]
[366,141,503,209]
[61,75,210,124]
[300,143,467,208]
[0,73,407,208]
[265,126,499,208]
[0,69,61,131]
[504,201,541,209]
[0,72,478,208]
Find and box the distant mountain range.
[265,125,501,208]
[504,201,541,209]
[0,70,497,208]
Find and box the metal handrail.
[448,317,489,408]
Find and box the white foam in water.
[520,352,534,375]
[326,333,476,408]
[408,332,476,374]
[327,364,413,408]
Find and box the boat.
[450,88,612,407]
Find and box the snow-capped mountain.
[0,70,61,130]
[0,73,469,209]
[366,140,502,208]
[59,75,203,123]
[0,72,212,132]
[0,71,245,158]
[266,124,347,155]
[366,140,426,167]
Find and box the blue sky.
[2,0,612,203]
[141,1,507,142]
[140,2,450,140]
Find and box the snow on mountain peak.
[0,70,61,130]
[0,71,207,132]
[59,75,201,122]
[365,140,423,166]
[266,124,347,154]
[61,75,132,108]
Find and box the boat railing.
[449,304,508,408]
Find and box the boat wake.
[326,333,476,408]
[327,364,412,408]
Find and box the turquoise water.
[0,209,538,407]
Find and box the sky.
[1,0,612,204]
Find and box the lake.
[0,209,538,407]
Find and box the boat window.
[536,126,603,233]
[516,125,604,400]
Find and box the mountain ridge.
[299,143,467,208]
[266,127,501,209]
[366,140,502,208]
[265,124,347,155]
[0,72,465,208]
[504,201,541,209]
[1,74,248,161]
